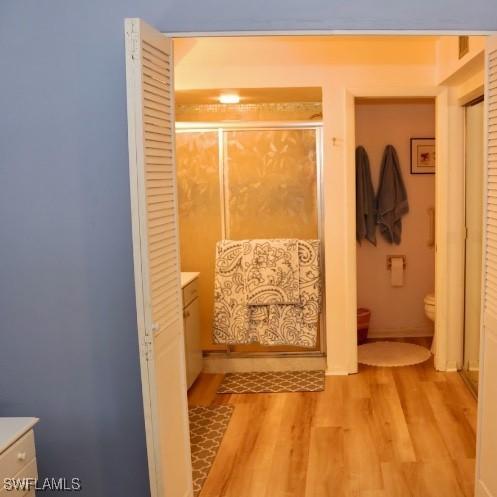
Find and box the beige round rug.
[358,341,432,367]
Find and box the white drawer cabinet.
[181,274,203,389]
[0,419,39,496]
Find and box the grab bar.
[428,207,435,247]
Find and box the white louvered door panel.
[476,35,497,497]
[125,19,193,497]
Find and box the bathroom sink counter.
[181,271,200,289]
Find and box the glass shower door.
[224,128,321,352]
[176,131,223,350]
[224,128,319,240]
[176,126,322,353]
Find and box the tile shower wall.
[355,100,436,337]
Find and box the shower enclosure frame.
[176,120,327,357]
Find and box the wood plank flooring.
[188,343,477,497]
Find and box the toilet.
[424,293,435,322]
[424,293,436,353]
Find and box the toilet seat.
[424,293,435,306]
[424,293,435,324]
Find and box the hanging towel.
[355,146,377,245]
[213,239,321,347]
[376,145,409,244]
[213,240,252,345]
[241,239,300,305]
[250,240,321,347]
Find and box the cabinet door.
[184,298,202,389]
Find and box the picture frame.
[410,138,436,174]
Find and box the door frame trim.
[343,86,451,373]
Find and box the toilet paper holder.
[386,255,407,270]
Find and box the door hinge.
[130,32,139,60]
[143,323,160,360]
[143,333,153,360]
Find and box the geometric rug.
[217,370,325,394]
[358,341,432,367]
[189,405,234,497]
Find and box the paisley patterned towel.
[213,239,321,347]
[242,239,300,305]
[213,241,251,345]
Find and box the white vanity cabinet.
[0,418,39,496]
[181,273,202,389]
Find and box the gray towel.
[355,146,376,245]
[376,145,409,244]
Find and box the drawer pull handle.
[17,452,27,462]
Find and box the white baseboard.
[367,328,434,339]
[202,354,326,373]
[435,360,459,372]
[476,479,492,497]
[325,370,351,376]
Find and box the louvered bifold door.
[476,35,497,497]
[125,18,193,497]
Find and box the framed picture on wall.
[410,138,436,174]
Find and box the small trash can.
[357,308,371,344]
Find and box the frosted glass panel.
[176,131,221,350]
[225,129,318,239]
[225,128,320,352]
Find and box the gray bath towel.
[355,146,376,245]
[376,145,409,244]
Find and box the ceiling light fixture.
[218,93,240,104]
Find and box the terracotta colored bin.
[357,308,371,344]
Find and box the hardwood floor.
[188,344,477,497]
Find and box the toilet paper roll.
[391,257,404,287]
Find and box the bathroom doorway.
[354,97,436,364]
[462,96,485,396]
[126,26,496,497]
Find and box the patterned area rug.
[189,405,234,497]
[358,341,432,367]
[217,370,325,394]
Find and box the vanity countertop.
[0,417,39,453]
[181,272,200,289]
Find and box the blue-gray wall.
[0,1,495,496]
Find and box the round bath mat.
[358,341,432,367]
